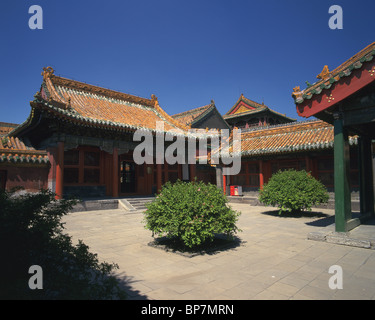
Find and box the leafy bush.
[144,180,241,249]
[259,169,329,214]
[0,188,126,300]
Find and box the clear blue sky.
[0,0,374,124]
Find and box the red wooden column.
[259,160,264,190]
[223,174,227,195]
[156,163,162,193]
[112,147,119,198]
[55,141,64,200]
[189,163,196,181]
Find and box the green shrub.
[259,169,329,214]
[0,188,126,300]
[144,180,241,249]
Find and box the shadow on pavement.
[305,215,335,227]
[260,209,335,227]
[114,273,149,300]
[261,209,330,219]
[147,235,244,258]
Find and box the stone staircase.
[119,197,155,213]
[70,196,155,213]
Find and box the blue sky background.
[0,0,374,124]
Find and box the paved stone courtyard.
[62,203,375,300]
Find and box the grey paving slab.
[62,203,375,300]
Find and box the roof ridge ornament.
[317,65,331,80]
[42,66,54,79]
[292,86,303,99]
[151,94,158,107]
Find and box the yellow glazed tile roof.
[240,120,357,156]
[33,67,190,134]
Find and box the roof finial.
[151,94,159,107]
[42,66,54,79]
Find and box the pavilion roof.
[30,67,190,135]
[223,94,296,122]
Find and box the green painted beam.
[333,114,352,232]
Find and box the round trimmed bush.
[259,169,329,214]
[144,180,241,248]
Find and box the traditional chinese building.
[5,67,197,199]
[172,101,230,130]
[292,41,375,232]
[2,41,371,210]
[186,94,357,197]
[223,94,296,129]
[228,119,358,195]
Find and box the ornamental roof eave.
[292,42,375,106]
[0,136,49,165]
[0,154,49,165]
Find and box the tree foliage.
[0,188,126,300]
[144,180,241,249]
[259,169,329,214]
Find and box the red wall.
[2,165,49,192]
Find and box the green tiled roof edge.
[294,49,375,104]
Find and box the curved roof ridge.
[172,104,212,119]
[43,67,155,107]
[240,119,326,134]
